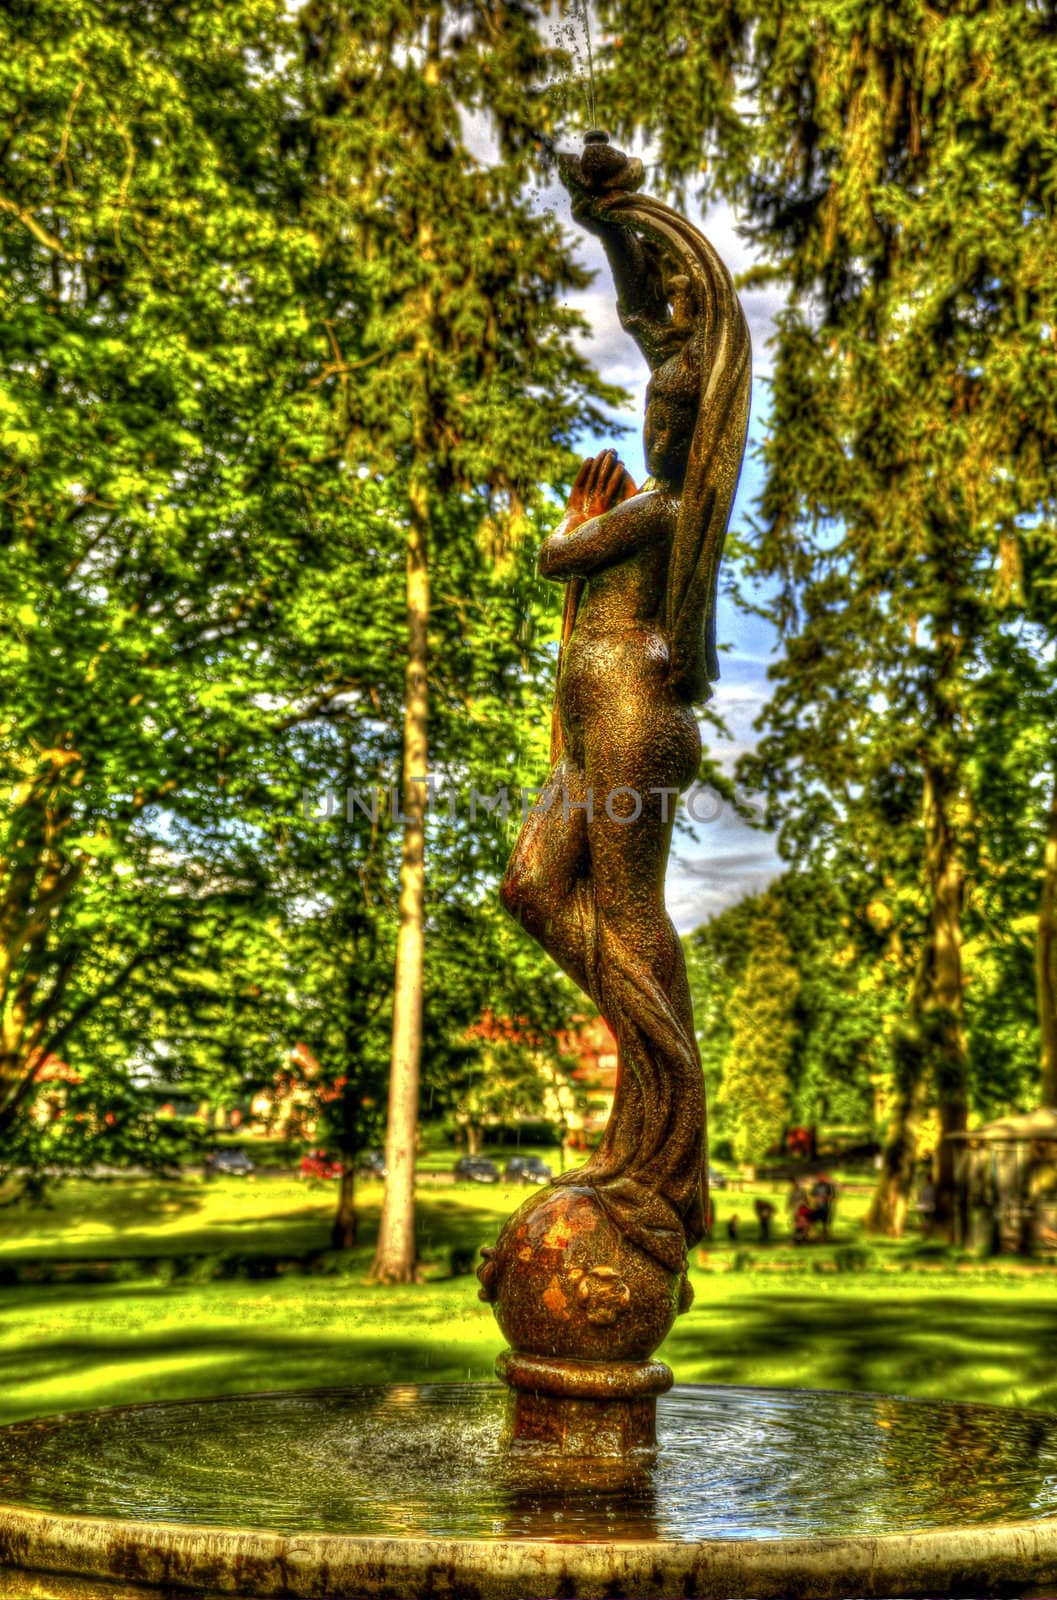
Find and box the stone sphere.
[479,1184,682,1364]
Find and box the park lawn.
[0,1175,521,1264]
[0,1172,874,1265]
[3,1262,1057,1428]
[2,1174,1055,1428]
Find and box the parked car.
[300,1150,343,1181]
[504,1155,552,1186]
[708,1167,728,1190]
[204,1148,255,1179]
[453,1155,500,1184]
[358,1149,388,1178]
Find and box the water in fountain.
[3,1383,1057,1541]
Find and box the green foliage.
[685,892,758,1114]
[777,869,890,1130]
[0,0,344,1150]
[960,626,1057,1118]
[597,2,1057,1204]
[0,0,614,1184]
[718,895,798,1165]
[688,869,883,1151]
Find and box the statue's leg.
[500,753,594,1000]
[576,778,679,1174]
[577,705,706,1241]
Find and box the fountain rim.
[1,1498,1057,1600]
[2,1382,1057,1598]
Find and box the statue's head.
[644,332,701,489]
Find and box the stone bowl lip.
[2,1375,1057,1435]
[3,1384,1057,1600]
[1,1500,1057,1600]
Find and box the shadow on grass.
[2,1182,206,1240]
[6,1275,1057,1430]
[665,1289,1057,1411]
[0,1194,501,1269]
[0,1321,494,1426]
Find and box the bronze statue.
[480,134,751,1458]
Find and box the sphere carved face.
[576,1264,632,1326]
[478,1184,682,1364]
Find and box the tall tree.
[719,895,798,1168]
[687,869,883,1162]
[298,1,614,1281]
[0,0,356,1151]
[965,621,1057,1118]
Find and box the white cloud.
[668,829,782,931]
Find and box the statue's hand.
[567,449,637,524]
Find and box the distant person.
[726,1213,740,1242]
[754,1197,776,1244]
[793,1196,813,1245]
[786,1196,812,1241]
[811,1172,837,1241]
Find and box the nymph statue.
[480,134,751,1459]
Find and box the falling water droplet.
[574,0,599,131]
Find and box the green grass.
[0,1174,358,1262]
[0,1173,535,1264]
[1,1174,1056,1428]
[0,1171,872,1263]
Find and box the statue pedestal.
[497,1349,672,1459]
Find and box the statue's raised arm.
[559,132,752,691]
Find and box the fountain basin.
[1,1383,1056,1598]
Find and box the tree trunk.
[0,789,83,1135]
[925,760,968,1230]
[369,476,430,1285]
[868,760,967,1236]
[866,1067,929,1237]
[367,10,440,1289]
[331,1164,358,1250]
[1037,766,1057,1109]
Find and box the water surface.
[1,1383,1055,1542]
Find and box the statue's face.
[643,351,696,486]
[643,391,690,484]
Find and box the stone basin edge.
[1,1500,1057,1600]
